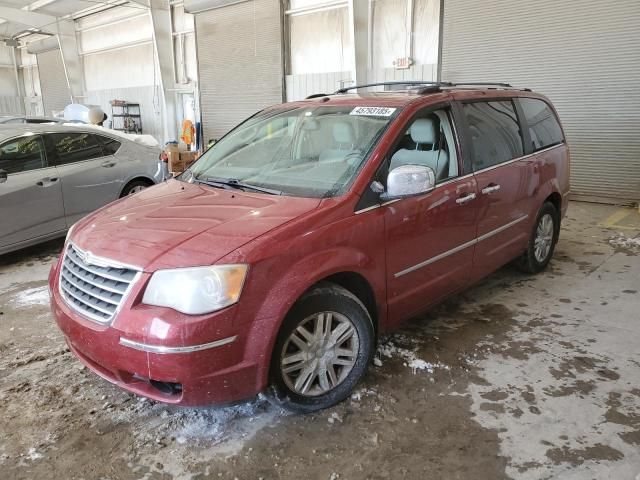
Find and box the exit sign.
[393,57,413,69]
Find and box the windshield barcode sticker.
[350,106,397,117]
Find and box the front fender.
[230,212,387,391]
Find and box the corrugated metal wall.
[84,86,163,142]
[36,49,71,116]
[284,64,438,101]
[37,50,71,116]
[441,0,640,204]
[285,71,351,101]
[195,0,283,142]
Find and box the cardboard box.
[167,151,182,172]
[180,151,197,171]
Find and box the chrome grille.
[59,243,139,323]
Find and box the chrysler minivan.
[49,82,569,412]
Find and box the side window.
[463,101,523,170]
[388,107,459,182]
[46,132,105,166]
[0,136,46,174]
[519,98,564,152]
[97,135,122,155]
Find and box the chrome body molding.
[394,214,529,278]
[119,335,238,354]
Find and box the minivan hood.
[72,179,321,271]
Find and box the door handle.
[456,192,476,205]
[36,177,59,187]
[481,184,501,195]
[102,161,116,168]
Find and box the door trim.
[394,214,529,278]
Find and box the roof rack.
[329,80,529,96]
[334,81,441,94]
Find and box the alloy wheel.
[534,213,554,262]
[280,311,359,397]
[127,185,147,195]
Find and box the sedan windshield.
[182,105,399,197]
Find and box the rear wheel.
[268,283,374,413]
[120,179,152,197]
[517,201,560,273]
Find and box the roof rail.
[303,80,528,99]
[305,93,329,99]
[334,81,440,94]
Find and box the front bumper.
[49,263,261,406]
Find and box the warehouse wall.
[285,0,440,100]
[0,44,23,115]
[77,6,163,141]
[441,0,640,204]
[19,50,44,116]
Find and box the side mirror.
[0,169,7,184]
[381,165,435,200]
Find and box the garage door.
[36,49,71,117]
[441,0,640,204]
[192,0,283,142]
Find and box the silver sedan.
[0,125,165,255]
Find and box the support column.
[56,20,85,104]
[150,0,178,143]
[347,0,369,88]
[10,46,26,115]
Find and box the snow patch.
[609,233,640,250]
[377,339,450,374]
[26,448,43,461]
[10,286,50,308]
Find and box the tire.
[120,179,152,197]
[516,201,560,274]
[268,282,375,413]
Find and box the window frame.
[514,97,565,155]
[457,97,527,173]
[354,101,466,211]
[96,134,122,156]
[0,134,48,176]
[44,131,107,167]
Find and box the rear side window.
[46,133,104,166]
[0,135,46,174]
[519,98,564,152]
[463,101,523,170]
[97,135,122,155]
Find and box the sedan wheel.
[281,311,359,397]
[127,185,147,195]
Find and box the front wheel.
[517,201,560,273]
[268,283,374,413]
[120,179,152,197]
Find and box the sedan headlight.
[142,265,248,315]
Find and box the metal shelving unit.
[110,101,142,134]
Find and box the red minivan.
[49,82,570,412]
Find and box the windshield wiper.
[195,176,283,195]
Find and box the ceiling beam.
[0,5,56,29]
[127,0,150,7]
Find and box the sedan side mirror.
[0,169,7,184]
[380,164,435,201]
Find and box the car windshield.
[182,105,400,197]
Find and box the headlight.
[142,264,248,315]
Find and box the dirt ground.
[1,201,639,480]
